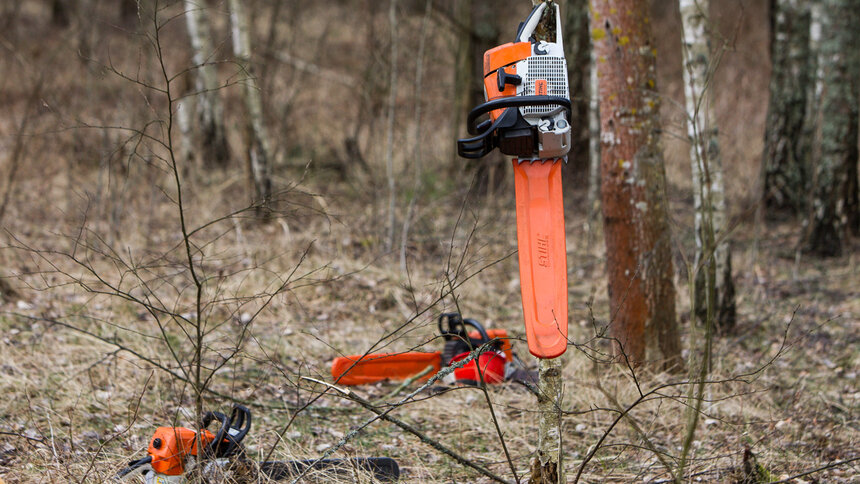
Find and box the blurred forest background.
[0,0,857,482]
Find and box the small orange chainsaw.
[116,405,399,482]
[331,313,536,388]
[457,1,570,359]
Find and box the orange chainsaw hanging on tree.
[457,1,570,359]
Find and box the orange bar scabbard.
[513,159,569,358]
[331,352,442,386]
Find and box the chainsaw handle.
[438,313,491,345]
[201,410,230,457]
[466,95,571,136]
[115,456,152,480]
[457,108,520,159]
[462,318,491,344]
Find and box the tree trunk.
[184,0,229,167]
[452,0,506,195]
[592,0,681,370]
[384,0,398,252]
[52,0,72,27]
[803,0,860,256]
[228,0,272,206]
[529,357,564,483]
[586,6,601,230]
[120,0,138,24]
[762,0,812,214]
[679,0,735,331]
[560,0,591,182]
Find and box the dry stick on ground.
[304,377,512,484]
[769,456,860,483]
[293,344,514,484]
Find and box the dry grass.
[1,1,858,483]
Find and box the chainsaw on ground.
[456,1,570,360]
[116,404,400,483]
[331,313,536,388]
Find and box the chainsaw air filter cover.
[458,2,571,161]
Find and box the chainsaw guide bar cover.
[513,159,568,358]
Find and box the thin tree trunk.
[385,0,398,253]
[184,0,229,167]
[592,0,681,370]
[120,0,138,25]
[679,0,735,331]
[400,0,432,274]
[529,357,564,483]
[761,0,812,214]
[52,0,72,27]
[229,0,272,206]
[586,6,601,236]
[561,0,591,180]
[803,0,860,256]
[528,3,566,482]
[453,1,506,195]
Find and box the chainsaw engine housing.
[458,2,571,160]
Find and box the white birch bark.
[228,0,272,204]
[679,0,735,329]
[530,357,564,483]
[184,0,228,166]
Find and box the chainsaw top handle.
[201,404,251,458]
[438,313,490,344]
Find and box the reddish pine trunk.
[591,0,681,369]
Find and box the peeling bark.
[803,0,860,256]
[679,0,735,331]
[184,0,230,167]
[591,0,681,369]
[228,0,272,206]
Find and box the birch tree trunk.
[679,0,735,331]
[529,3,566,481]
[529,357,564,483]
[184,0,229,167]
[228,0,272,206]
[591,0,681,370]
[803,0,860,256]
[762,0,812,214]
[384,0,398,253]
